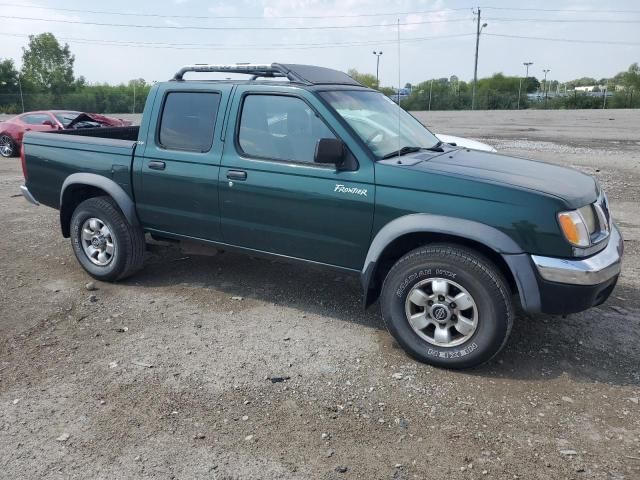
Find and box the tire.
[0,135,16,158]
[70,196,145,282]
[380,244,513,369]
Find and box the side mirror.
[42,120,56,128]
[314,138,345,166]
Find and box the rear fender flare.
[59,173,139,237]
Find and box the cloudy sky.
[2,0,639,86]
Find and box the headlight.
[558,210,590,247]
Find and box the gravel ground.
[0,109,639,480]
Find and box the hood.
[66,113,129,129]
[435,134,497,153]
[381,147,598,208]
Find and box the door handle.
[148,160,166,170]
[227,170,247,181]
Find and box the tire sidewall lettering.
[426,342,478,359]
[396,268,458,298]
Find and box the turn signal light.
[558,211,590,247]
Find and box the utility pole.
[471,8,487,110]
[603,81,608,109]
[518,62,533,110]
[428,79,433,111]
[542,69,550,106]
[372,51,383,88]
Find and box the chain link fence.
[1,90,638,116]
[0,92,149,115]
[400,90,639,111]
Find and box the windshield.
[319,90,440,158]
[53,111,81,127]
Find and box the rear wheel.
[0,135,16,158]
[70,196,145,281]
[380,244,513,369]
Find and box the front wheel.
[380,244,513,369]
[70,196,145,282]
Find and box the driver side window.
[238,94,336,163]
[22,114,52,125]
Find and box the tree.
[379,86,395,96]
[347,68,379,89]
[21,33,75,94]
[524,76,540,93]
[566,77,598,89]
[0,58,19,94]
[619,62,640,91]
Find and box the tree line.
[348,64,640,110]
[0,33,151,114]
[0,33,638,114]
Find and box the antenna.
[397,18,401,159]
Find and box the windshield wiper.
[424,141,444,152]
[381,146,422,159]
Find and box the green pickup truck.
[19,63,623,369]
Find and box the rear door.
[134,84,231,241]
[219,85,375,270]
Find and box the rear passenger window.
[159,92,220,152]
[238,94,336,163]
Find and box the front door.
[219,87,375,270]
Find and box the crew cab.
[19,63,623,368]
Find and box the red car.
[0,110,131,157]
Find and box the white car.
[338,110,497,154]
[435,134,497,153]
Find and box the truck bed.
[49,126,140,142]
[23,127,139,209]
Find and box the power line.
[0,2,472,19]
[3,15,475,30]
[0,31,475,50]
[6,13,638,32]
[485,17,640,23]
[3,30,635,50]
[482,6,640,14]
[4,2,640,19]
[484,33,640,46]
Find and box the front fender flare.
[59,173,139,237]
[361,214,541,312]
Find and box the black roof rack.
[172,63,362,87]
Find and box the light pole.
[518,61,533,110]
[17,74,24,113]
[1,77,25,113]
[428,79,433,111]
[542,69,550,106]
[471,7,487,110]
[372,51,383,88]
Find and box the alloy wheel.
[404,277,478,347]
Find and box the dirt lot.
[1,109,638,480]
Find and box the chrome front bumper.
[531,225,623,286]
[20,185,39,205]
